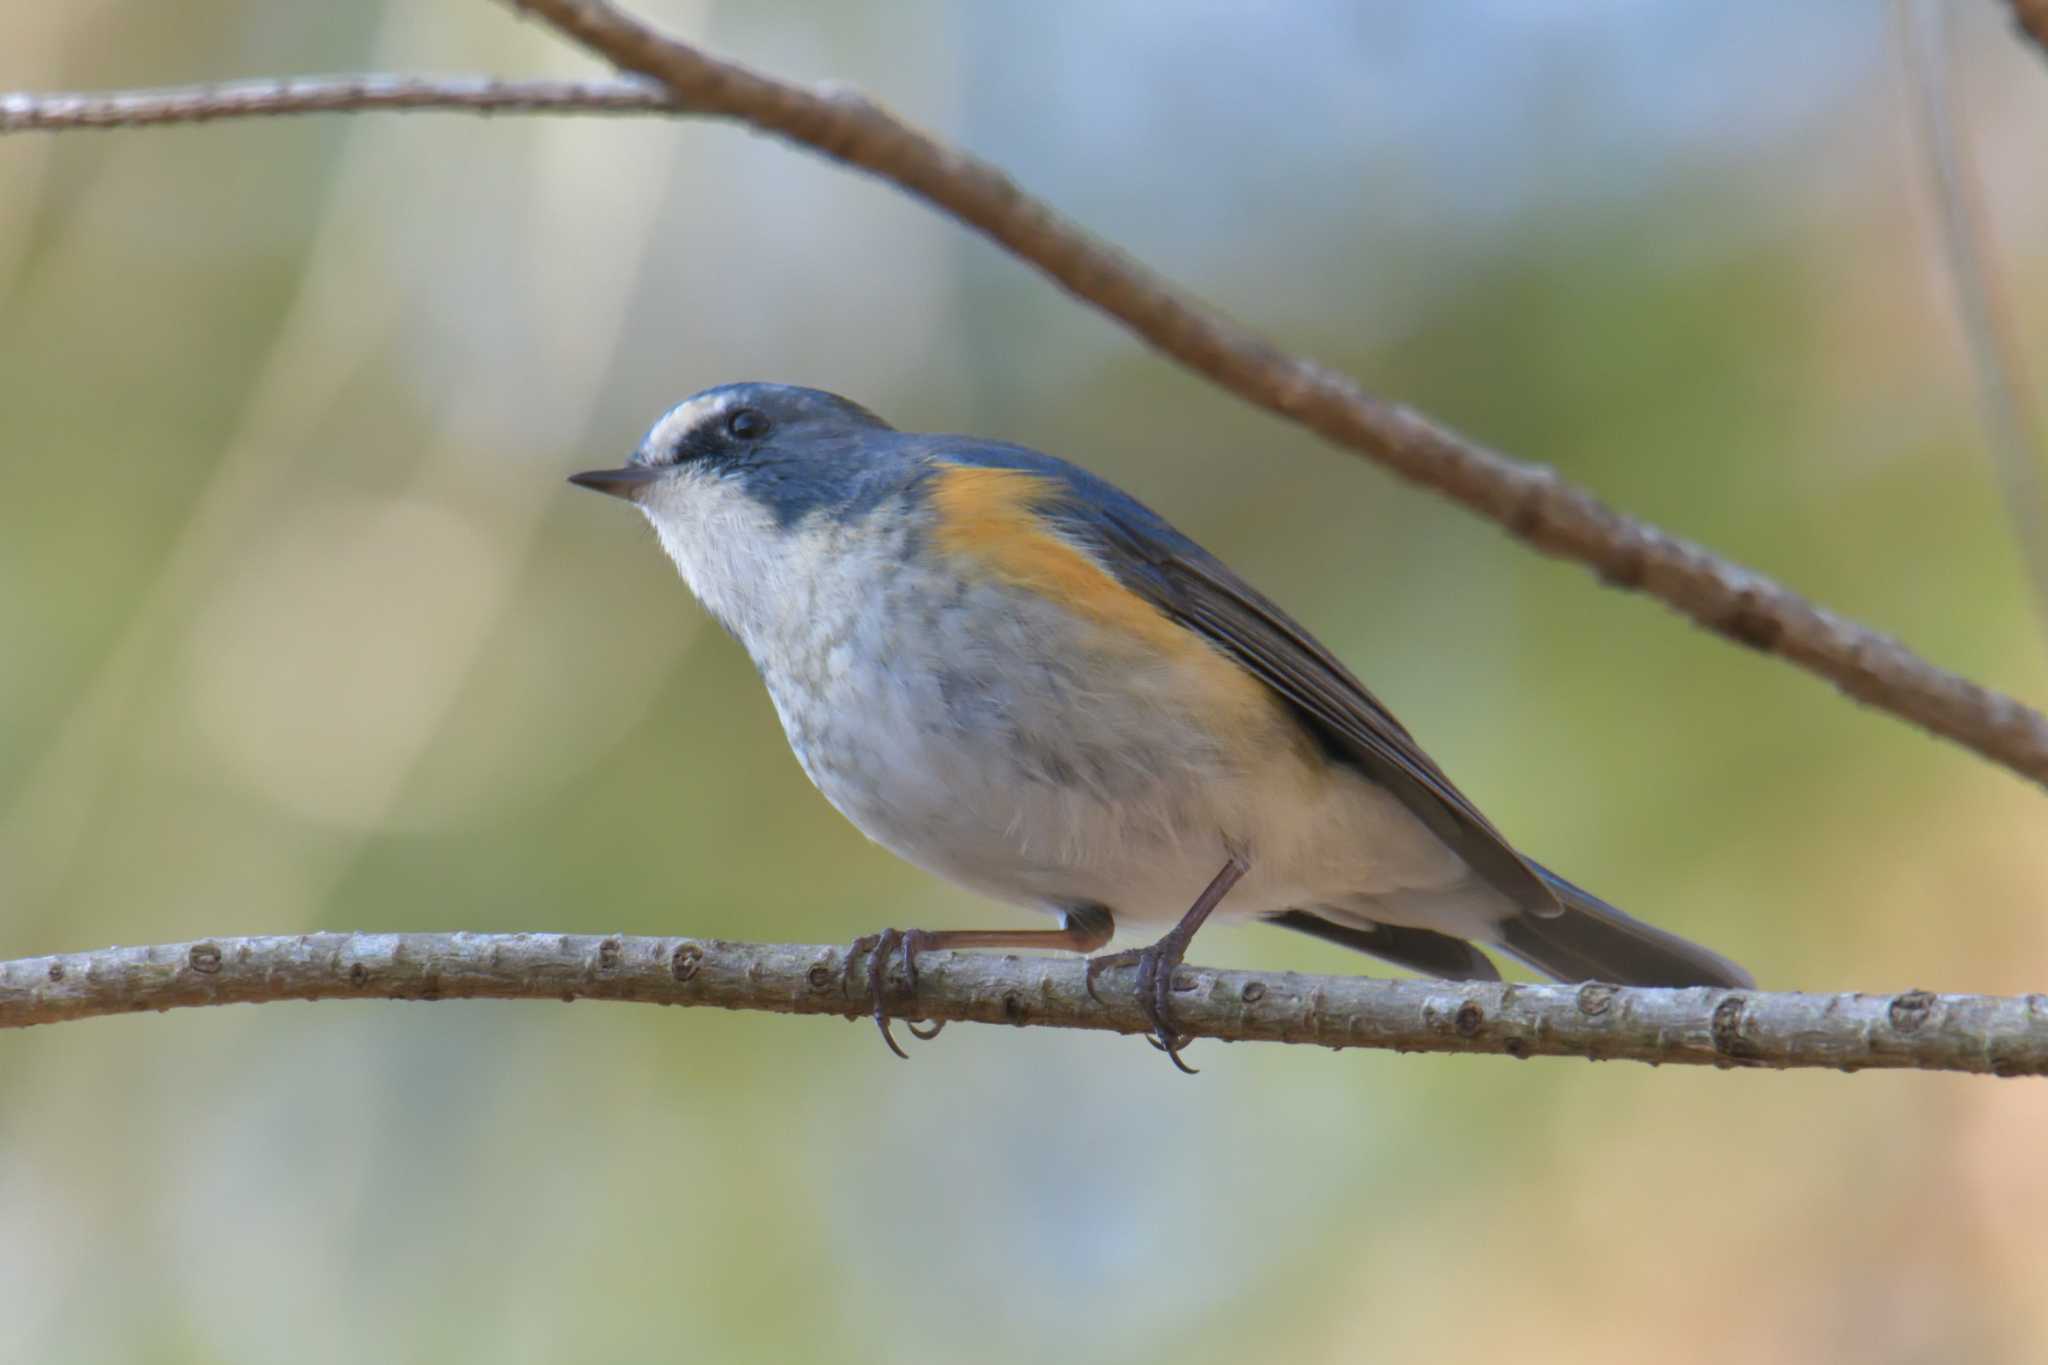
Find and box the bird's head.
[570,381,910,640]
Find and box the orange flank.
[928,466,1184,650]
[925,463,1285,731]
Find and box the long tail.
[1494,865,1753,989]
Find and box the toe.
[861,929,912,1061]
[1084,948,1141,1005]
[899,931,941,1043]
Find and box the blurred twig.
[500,0,2048,793]
[517,0,2048,796]
[0,75,673,130]
[2012,0,2048,56]
[5,11,2048,791]
[1899,0,2048,647]
[2,932,2043,1075]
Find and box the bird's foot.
[845,928,945,1060]
[1081,855,1248,1075]
[1085,940,1199,1075]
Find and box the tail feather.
[1495,866,1753,989]
[1265,909,1502,982]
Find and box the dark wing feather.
[1082,506,1556,916]
[926,439,1560,918]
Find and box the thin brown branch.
[496,0,2048,790]
[3,932,2043,1075]
[0,74,674,132]
[2012,0,2048,57]
[4,21,2048,789]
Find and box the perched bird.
[571,382,1750,1068]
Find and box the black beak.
[567,465,664,501]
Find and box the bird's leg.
[847,905,1114,1059]
[1085,854,1249,1073]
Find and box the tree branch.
[2012,0,2048,58]
[3,932,2043,1075]
[4,13,2047,791]
[496,0,2048,791]
[0,75,674,131]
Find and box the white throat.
[634,470,797,652]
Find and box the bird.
[569,381,1751,1069]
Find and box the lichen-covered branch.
[0,75,673,130]
[3,932,2043,1075]
[2,15,2046,789]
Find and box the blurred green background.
[4,2,2048,1361]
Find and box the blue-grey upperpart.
[634,381,1209,558]
[634,382,918,529]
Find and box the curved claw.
[846,927,941,1058]
[876,1022,912,1059]
[895,929,944,1043]
[1138,1031,1196,1072]
[863,928,911,1060]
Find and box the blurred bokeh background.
[4,2,2047,1361]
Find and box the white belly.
[757,559,1477,933]
[641,484,1493,940]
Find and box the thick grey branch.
[0,75,674,131]
[4,22,2047,789]
[3,932,2043,1075]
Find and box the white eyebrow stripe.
[643,392,736,457]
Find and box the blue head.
[571,381,908,523]
[570,382,944,642]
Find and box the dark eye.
[725,408,769,441]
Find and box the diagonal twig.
[4,10,2047,787]
[4,931,2045,1075]
[500,0,2048,790]
[2011,0,2048,57]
